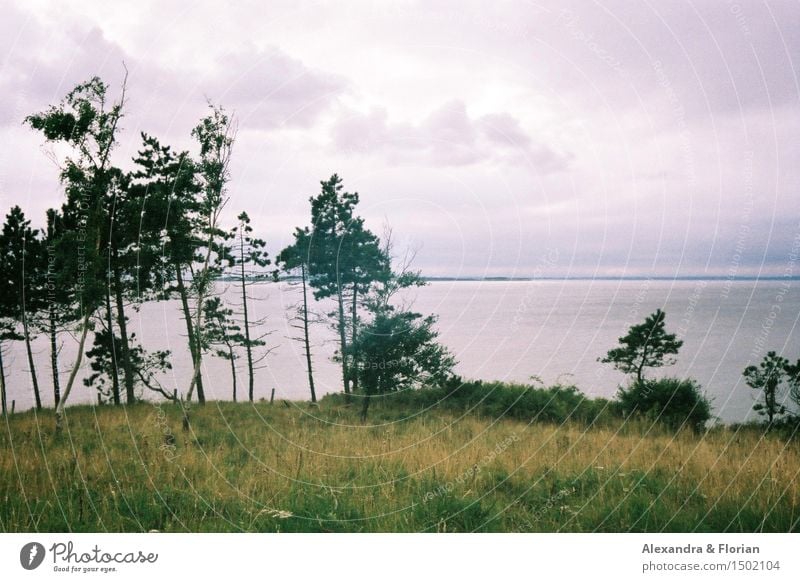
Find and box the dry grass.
[1,400,798,532]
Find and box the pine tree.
[41,208,70,406]
[201,296,243,401]
[599,309,683,384]
[277,227,318,402]
[743,352,790,427]
[131,133,205,402]
[0,206,46,409]
[228,211,271,402]
[306,175,389,394]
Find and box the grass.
[1,395,798,532]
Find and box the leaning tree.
[25,75,128,430]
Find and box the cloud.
[331,100,570,171]
[203,47,348,129]
[0,9,347,132]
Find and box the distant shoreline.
[263,275,799,283]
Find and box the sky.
[0,0,798,278]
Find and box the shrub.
[616,377,712,432]
[371,378,619,427]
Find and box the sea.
[3,279,797,423]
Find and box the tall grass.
[1,398,797,532]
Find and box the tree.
[599,309,683,384]
[185,104,236,404]
[351,237,453,421]
[84,327,172,402]
[277,227,318,402]
[787,358,800,413]
[25,74,128,431]
[131,133,205,402]
[353,309,455,421]
[40,208,72,406]
[228,211,271,402]
[201,296,243,401]
[743,351,790,427]
[306,174,389,394]
[84,146,178,406]
[0,296,23,416]
[0,206,46,409]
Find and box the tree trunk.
[21,240,42,409]
[240,234,255,402]
[56,310,93,433]
[229,346,237,403]
[104,288,121,405]
[176,265,204,403]
[0,344,7,416]
[22,314,42,410]
[48,302,60,406]
[113,258,136,404]
[336,286,350,395]
[301,264,316,403]
[186,219,218,404]
[635,342,649,384]
[360,380,373,423]
[351,287,359,393]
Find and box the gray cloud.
[332,100,570,171]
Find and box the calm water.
[4,279,798,422]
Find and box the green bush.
[616,377,712,432]
[355,377,620,427]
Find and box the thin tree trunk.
[48,303,60,406]
[21,235,42,409]
[55,310,93,432]
[336,286,350,395]
[636,342,649,385]
[22,315,42,410]
[104,288,121,405]
[351,287,358,393]
[186,214,218,404]
[301,264,316,403]
[0,344,6,416]
[113,258,135,404]
[176,265,204,402]
[360,380,373,423]
[240,234,254,401]
[229,346,237,403]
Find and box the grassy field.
[1,397,798,532]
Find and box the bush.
[616,377,712,432]
[364,377,619,427]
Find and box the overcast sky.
[1,0,798,277]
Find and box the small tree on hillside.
[352,237,453,421]
[277,226,318,402]
[201,296,244,402]
[599,308,683,384]
[787,359,800,408]
[352,309,455,422]
[227,211,271,402]
[0,206,46,409]
[743,351,790,427]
